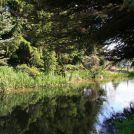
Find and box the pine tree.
[0,7,17,65]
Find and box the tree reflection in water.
[0,94,101,134]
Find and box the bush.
[58,50,84,65]
[43,50,57,74]
[16,64,40,77]
[82,54,100,69]
[10,36,43,67]
[29,47,44,68]
[64,64,84,71]
[88,67,103,78]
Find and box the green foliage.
[0,0,133,70]
[0,10,19,65]
[11,36,43,67]
[82,54,100,69]
[0,65,134,90]
[89,67,103,78]
[59,50,84,65]
[29,47,44,68]
[64,64,84,71]
[0,66,35,90]
[99,56,106,66]
[128,71,134,77]
[0,11,15,37]
[0,0,133,88]
[0,66,66,90]
[15,37,31,64]
[16,64,40,77]
[43,50,57,74]
[114,113,134,134]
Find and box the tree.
[0,8,18,65]
[1,0,134,69]
[43,49,57,74]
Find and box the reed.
[0,66,134,91]
[0,66,66,90]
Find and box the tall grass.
[67,69,130,81]
[0,66,134,91]
[0,66,66,90]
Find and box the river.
[0,79,134,134]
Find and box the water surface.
[0,80,134,134]
[95,79,134,133]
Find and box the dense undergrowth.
[0,66,66,90]
[0,66,134,91]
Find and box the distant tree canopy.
[0,0,134,70]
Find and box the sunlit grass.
[0,66,134,91]
[0,66,66,90]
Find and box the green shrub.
[43,50,57,74]
[82,55,100,69]
[88,67,103,78]
[29,47,44,68]
[16,64,40,77]
[64,64,84,71]
[10,36,43,67]
[65,64,78,71]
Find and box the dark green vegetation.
[109,107,134,134]
[0,0,134,78]
[0,1,134,133]
[115,114,134,134]
[1,65,133,91]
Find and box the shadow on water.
[0,84,103,134]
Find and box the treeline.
[0,0,134,74]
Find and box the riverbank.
[0,78,101,116]
[0,66,134,92]
[104,106,134,134]
[114,113,134,134]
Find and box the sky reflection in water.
[95,79,134,130]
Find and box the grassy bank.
[114,115,134,134]
[112,107,134,134]
[0,82,100,116]
[0,66,66,91]
[0,66,134,91]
